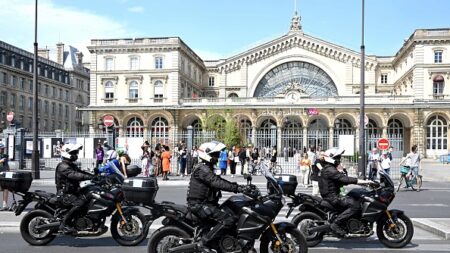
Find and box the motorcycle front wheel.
[20,209,56,246]
[376,212,414,248]
[260,226,308,253]
[110,208,147,246]
[147,226,192,253]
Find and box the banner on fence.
[51,138,63,158]
[117,137,143,159]
[338,135,354,156]
[24,138,43,158]
[43,138,51,158]
[84,138,94,159]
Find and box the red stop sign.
[6,111,14,122]
[377,138,390,150]
[103,115,114,127]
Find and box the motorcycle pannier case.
[0,171,33,193]
[122,176,159,205]
[268,174,298,196]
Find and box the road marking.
[406,204,449,207]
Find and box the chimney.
[56,42,64,65]
[37,48,50,59]
[76,51,84,65]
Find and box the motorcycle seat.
[320,200,337,211]
[34,190,56,199]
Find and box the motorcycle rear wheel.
[147,226,191,253]
[110,208,147,246]
[377,212,414,248]
[292,212,324,247]
[20,209,56,246]
[260,226,308,253]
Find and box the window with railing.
[154,80,164,102]
[433,75,444,98]
[126,117,144,137]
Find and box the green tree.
[223,118,241,148]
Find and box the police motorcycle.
[147,161,308,253]
[287,170,414,248]
[0,162,147,246]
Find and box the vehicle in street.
[0,168,148,246]
[286,170,414,248]
[147,163,308,253]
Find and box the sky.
[0,0,449,61]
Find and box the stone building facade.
[86,14,450,157]
[0,41,90,132]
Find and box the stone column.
[382,127,388,138]
[355,128,360,153]
[277,126,282,154]
[252,126,257,146]
[118,126,124,137]
[329,127,334,149]
[143,126,148,140]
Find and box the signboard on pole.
[6,112,14,122]
[377,138,390,151]
[103,115,114,127]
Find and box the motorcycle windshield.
[378,170,395,190]
[260,162,283,193]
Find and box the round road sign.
[103,115,114,127]
[377,138,390,150]
[6,111,14,122]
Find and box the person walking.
[219,148,228,175]
[307,146,317,186]
[238,147,247,175]
[380,151,391,175]
[0,144,11,211]
[405,144,422,191]
[161,145,172,180]
[300,153,311,188]
[270,145,278,171]
[95,143,104,170]
[228,146,237,178]
[179,145,187,177]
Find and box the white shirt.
[380,157,391,169]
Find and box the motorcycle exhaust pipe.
[35,222,60,230]
[309,224,330,233]
[168,243,199,253]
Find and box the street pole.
[31,0,40,179]
[358,0,366,179]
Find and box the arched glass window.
[191,119,202,133]
[388,118,404,153]
[126,117,143,137]
[426,115,448,151]
[282,117,303,153]
[367,119,379,136]
[240,119,253,144]
[228,93,239,98]
[433,75,445,96]
[105,81,114,99]
[154,80,164,99]
[129,81,139,99]
[308,118,328,151]
[257,119,277,149]
[151,117,169,144]
[333,118,354,148]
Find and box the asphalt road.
[1,177,450,252]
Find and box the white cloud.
[128,6,144,13]
[0,0,135,62]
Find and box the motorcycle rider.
[55,143,94,234]
[187,141,250,252]
[318,148,372,236]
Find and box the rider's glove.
[357,179,373,185]
[237,185,252,193]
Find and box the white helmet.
[105,150,118,160]
[61,143,83,161]
[323,148,345,164]
[198,141,226,163]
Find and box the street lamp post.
[358,0,366,179]
[31,0,40,179]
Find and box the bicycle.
[397,166,422,192]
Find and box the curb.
[413,218,450,240]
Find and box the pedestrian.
[368,148,380,180]
[270,145,278,170]
[179,144,187,177]
[0,143,11,211]
[103,140,112,153]
[152,148,162,177]
[265,146,270,159]
[380,151,391,175]
[95,143,104,170]
[250,147,259,174]
[307,146,317,185]
[161,145,171,180]
[190,145,199,175]
[219,148,228,175]
[141,141,151,177]
[294,150,302,172]
[311,151,325,196]
[300,153,311,188]
[405,144,422,191]
[238,146,247,175]
[387,146,394,161]
[228,146,237,177]
[283,146,288,162]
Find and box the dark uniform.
[55,160,93,232]
[319,163,359,230]
[187,162,240,246]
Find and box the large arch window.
[129,81,139,99]
[154,80,164,100]
[105,81,114,99]
[433,75,445,96]
[426,115,448,151]
[282,117,303,154]
[366,119,381,151]
[126,117,144,137]
[240,119,253,144]
[388,118,404,153]
[256,119,277,149]
[308,118,328,151]
[151,117,169,144]
[254,61,337,97]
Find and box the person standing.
[95,144,104,170]
[179,145,188,177]
[283,146,288,162]
[219,148,228,175]
[190,145,199,175]
[228,146,237,178]
[368,148,380,180]
[300,153,311,188]
[380,151,391,175]
[161,145,172,180]
[270,146,278,170]
[0,144,11,211]
[141,141,151,177]
[307,146,317,186]
[152,148,162,177]
[311,151,325,196]
[238,147,247,175]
